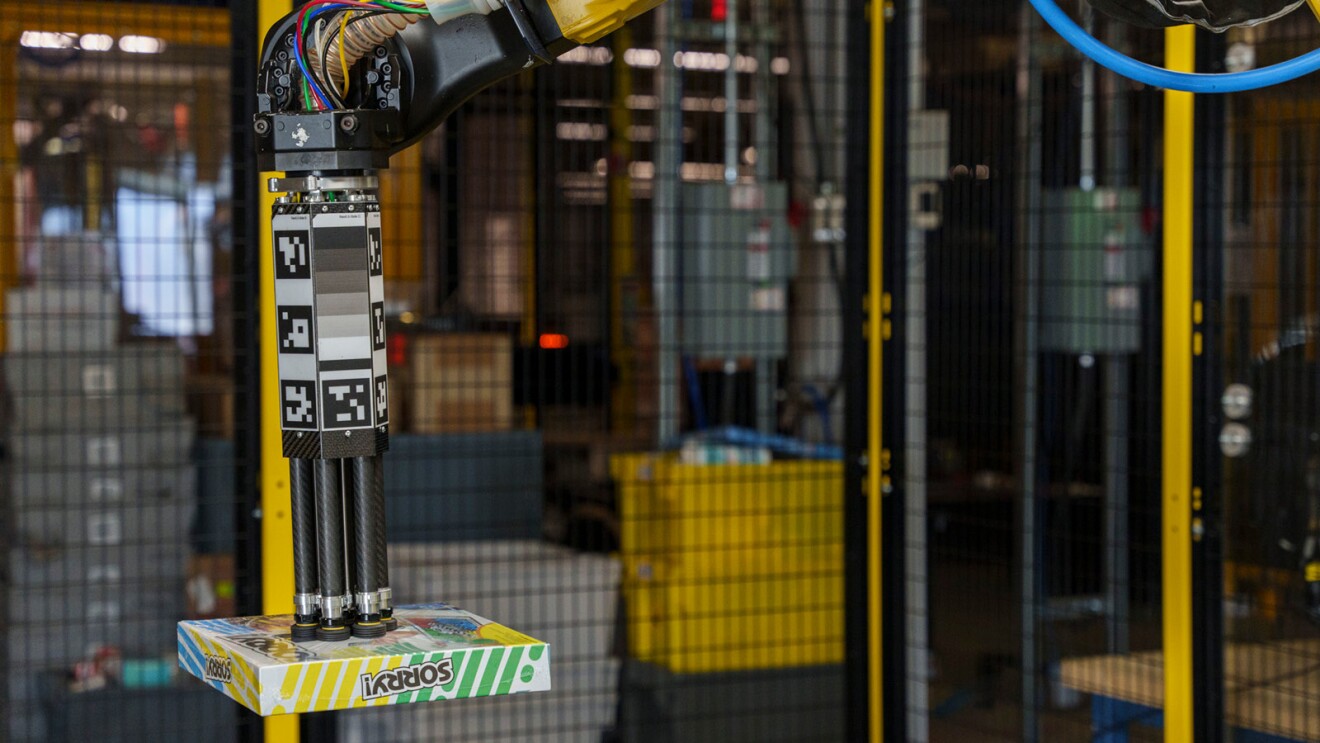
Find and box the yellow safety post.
[867,0,885,740]
[1162,24,1195,743]
[257,0,299,741]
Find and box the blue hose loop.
[1029,0,1320,92]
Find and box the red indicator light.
[539,333,570,350]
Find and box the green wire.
[295,1,429,112]
[371,1,432,12]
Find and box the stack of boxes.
[2,250,198,741]
[611,452,847,741]
[339,541,622,743]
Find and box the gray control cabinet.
[680,182,794,359]
[1041,187,1149,355]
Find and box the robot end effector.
[256,0,661,641]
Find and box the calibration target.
[281,381,318,429]
[323,378,372,427]
[375,374,389,425]
[277,305,315,354]
[275,231,311,280]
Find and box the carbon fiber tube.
[341,459,356,599]
[352,456,380,598]
[314,459,350,640]
[290,459,318,597]
[289,458,319,640]
[371,453,396,630]
[369,454,388,587]
[350,456,386,638]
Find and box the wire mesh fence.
[1,0,859,740]
[0,2,248,741]
[893,3,1173,741]
[13,0,1320,741]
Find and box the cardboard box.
[185,374,235,439]
[8,584,184,624]
[7,542,189,587]
[177,605,551,716]
[3,347,185,430]
[6,466,196,509]
[388,541,619,662]
[409,333,513,434]
[185,554,235,620]
[16,499,196,549]
[10,421,196,467]
[6,287,118,353]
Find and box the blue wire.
[1028,0,1320,93]
[296,3,356,109]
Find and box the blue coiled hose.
[1029,0,1320,92]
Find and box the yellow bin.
[611,452,845,674]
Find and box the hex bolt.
[340,115,359,133]
[254,119,270,135]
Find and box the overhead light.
[770,57,791,75]
[674,51,729,71]
[20,31,77,50]
[119,35,166,54]
[623,48,661,68]
[558,45,612,65]
[556,122,607,141]
[79,34,114,52]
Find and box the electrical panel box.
[680,182,794,359]
[1040,187,1150,355]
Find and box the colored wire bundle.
[292,0,430,110]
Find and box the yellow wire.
[339,12,350,97]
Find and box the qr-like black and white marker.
[368,228,383,277]
[374,374,389,425]
[323,379,372,426]
[278,305,315,354]
[282,381,317,428]
[372,302,386,351]
[275,232,311,279]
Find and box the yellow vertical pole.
[1162,24,1195,743]
[257,1,299,742]
[867,0,885,741]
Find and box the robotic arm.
[255,0,659,642]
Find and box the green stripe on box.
[392,654,427,704]
[437,651,463,697]
[495,647,524,696]
[474,648,506,697]
[455,649,483,699]
[412,653,444,704]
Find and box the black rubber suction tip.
[352,620,388,639]
[317,624,351,642]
